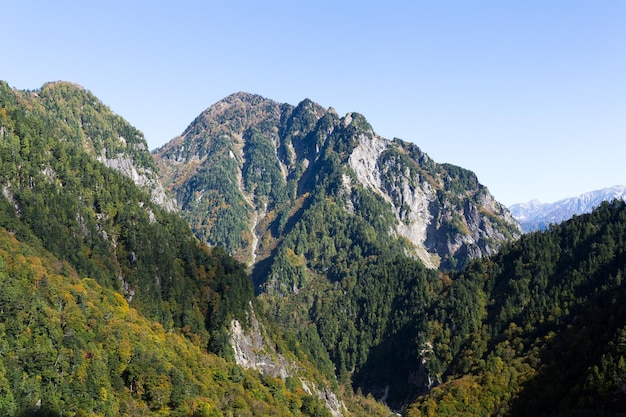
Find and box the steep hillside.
[0,225,353,416]
[0,81,392,416]
[510,185,626,232]
[404,199,626,416]
[0,81,256,353]
[31,81,174,210]
[153,92,521,408]
[4,81,624,416]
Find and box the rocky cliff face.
[230,303,345,417]
[96,150,175,211]
[230,304,293,380]
[155,92,520,272]
[347,134,519,269]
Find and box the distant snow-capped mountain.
[509,185,626,233]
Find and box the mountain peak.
[199,91,282,126]
[221,91,273,105]
[155,92,520,271]
[41,80,87,92]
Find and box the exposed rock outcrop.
[230,304,345,417]
[230,309,292,379]
[97,152,176,211]
[156,92,521,408]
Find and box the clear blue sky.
[4,1,625,206]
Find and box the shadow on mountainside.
[505,279,626,417]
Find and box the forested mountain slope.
[0,226,341,416]
[404,199,626,416]
[7,80,623,417]
[0,81,253,348]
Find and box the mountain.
[510,185,626,232]
[154,92,520,272]
[6,80,624,417]
[0,80,254,340]
[154,87,626,414]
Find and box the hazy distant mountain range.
[509,185,626,232]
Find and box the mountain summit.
[154,92,520,275]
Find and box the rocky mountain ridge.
[155,92,521,273]
[510,185,626,232]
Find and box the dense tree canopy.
[407,200,626,416]
[0,226,348,416]
[0,81,392,417]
